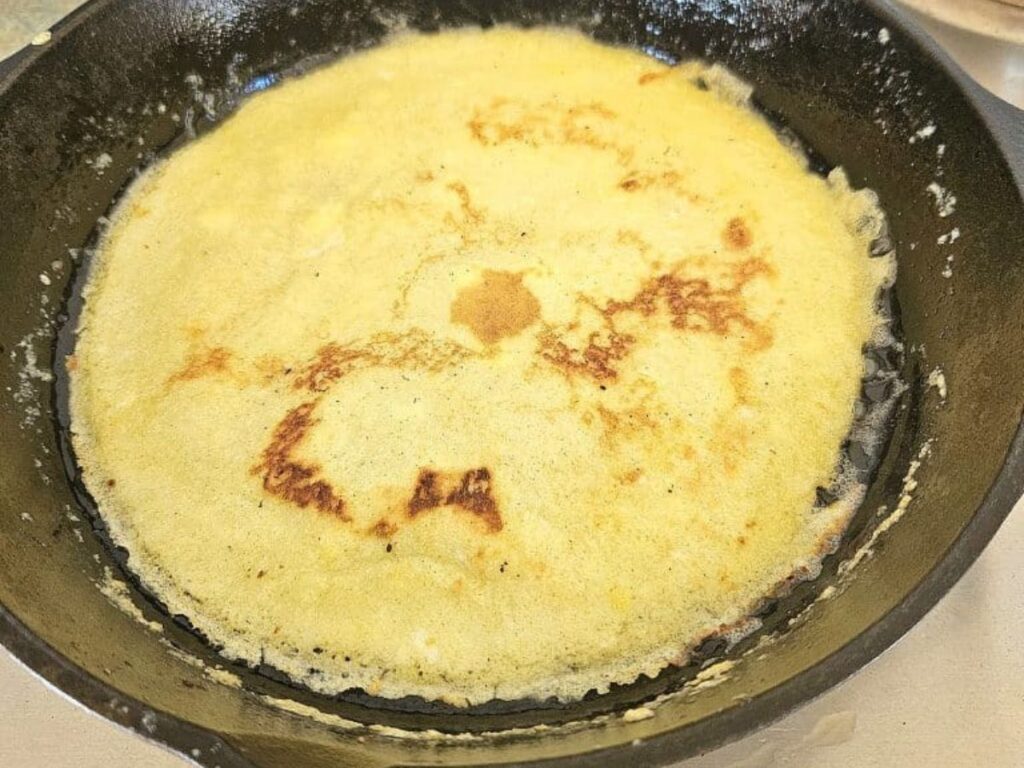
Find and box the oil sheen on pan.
[69,27,894,706]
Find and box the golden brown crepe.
[71,27,893,705]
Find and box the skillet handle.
[972,84,1024,191]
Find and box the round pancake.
[70,27,893,705]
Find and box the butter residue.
[839,440,934,578]
[927,367,947,400]
[97,567,163,634]
[926,181,957,218]
[259,693,567,742]
[159,639,243,689]
[621,706,656,723]
[259,696,362,731]
[687,659,737,694]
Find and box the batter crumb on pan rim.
[70,26,895,705]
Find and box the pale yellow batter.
[70,27,893,705]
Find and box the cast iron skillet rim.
[0,610,255,768]
[0,0,108,84]
[0,1,1022,766]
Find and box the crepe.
[70,27,893,705]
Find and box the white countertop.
[1,2,1022,766]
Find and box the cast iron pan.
[0,1,1022,766]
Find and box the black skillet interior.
[1,1,1023,766]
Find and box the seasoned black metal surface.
[0,1,1022,766]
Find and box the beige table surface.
[1,2,1022,766]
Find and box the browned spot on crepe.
[539,258,775,382]
[637,69,673,86]
[451,270,541,344]
[251,400,349,520]
[723,216,752,249]
[408,467,503,533]
[167,346,233,385]
[729,365,752,404]
[616,229,653,254]
[616,468,643,485]
[252,336,505,534]
[468,98,634,165]
[371,519,398,538]
[617,169,700,202]
[537,322,635,383]
[292,331,474,393]
[446,181,485,224]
